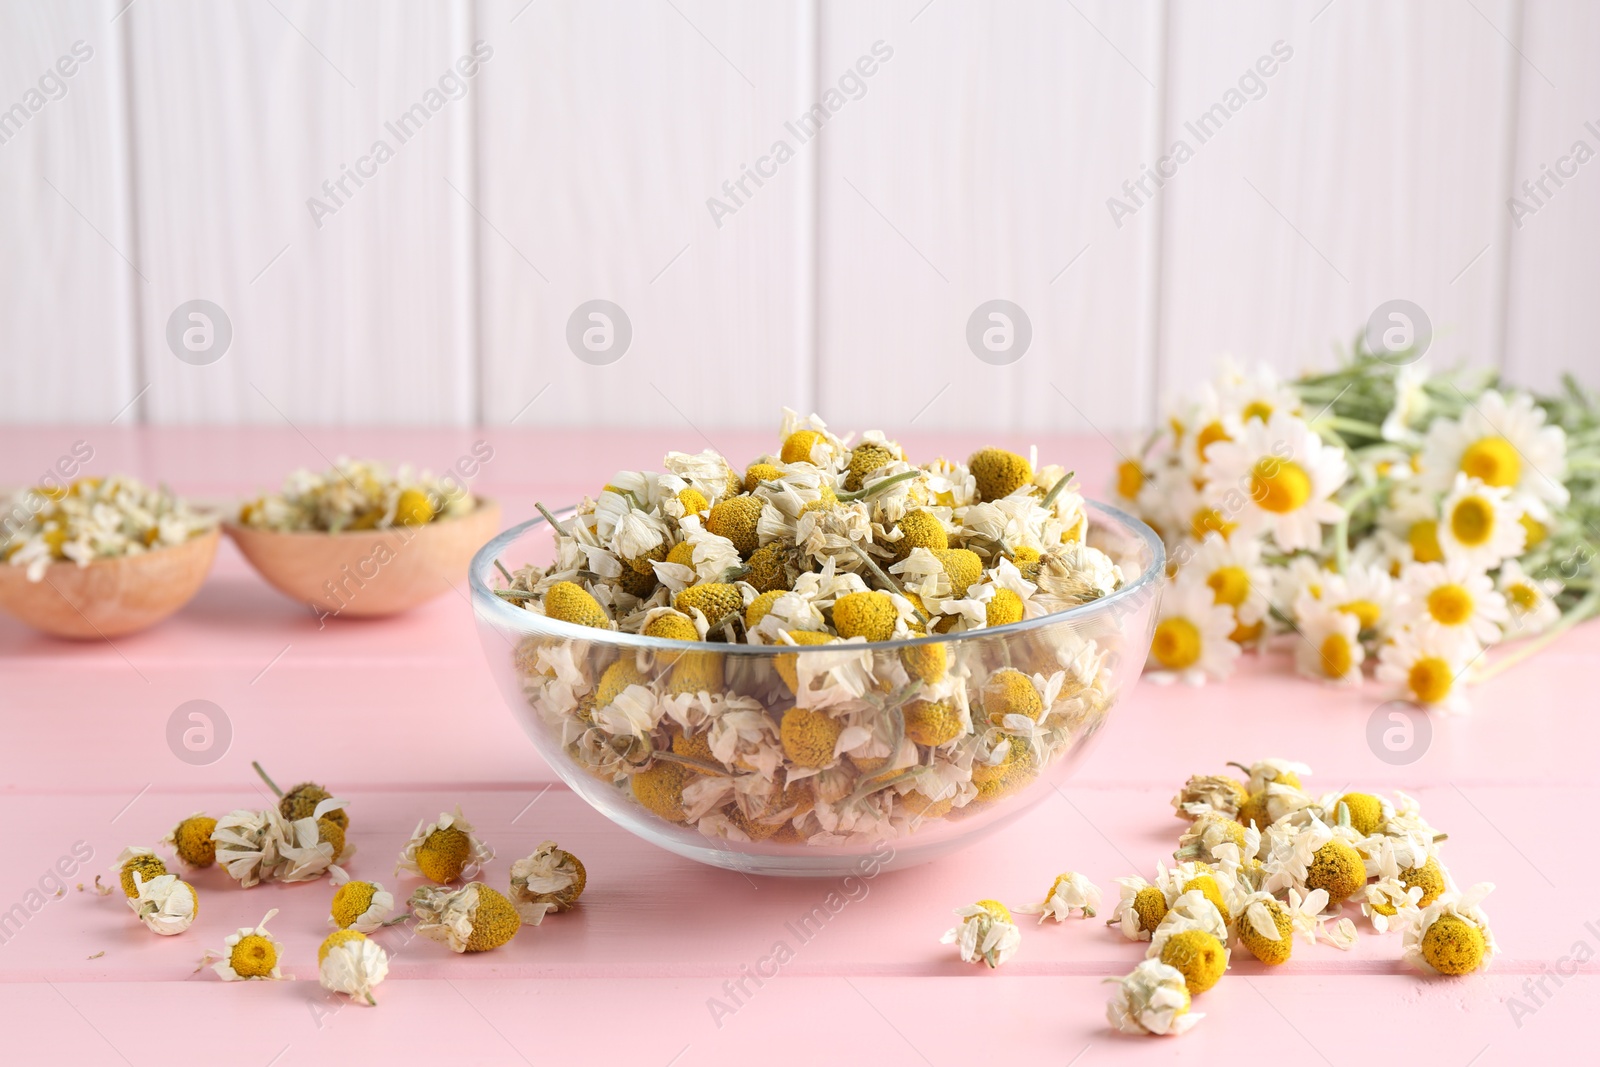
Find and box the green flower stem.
[1315,415,1389,440]
[848,542,929,628]
[251,761,285,798]
[1040,470,1076,511]
[1332,478,1384,574]
[836,468,920,502]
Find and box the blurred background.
[1,0,1595,434]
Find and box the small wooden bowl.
[225,499,502,619]
[0,527,221,639]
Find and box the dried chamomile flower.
[941,899,1021,969]
[1235,887,1328,965]
[329,873,397,933]
[113,847,166,899]
[1148,890,1230,964]
[1111,876,1169,941]
[212,799,347,887]
[1105,959,1203,1037]
[163,813,218,868]
[2,474,215,580]
[128,872,198,936]
[969,448,1033,502]
[1333,791,1386,836]
[1400,856,1449,907]
[239,458,472,533]
[1402,883,1498,976]
[509,841,587,925]
[319,930,388,1005]
[208,909,287,981]
[409,882,522,953]
[1156,927,1228,995]
[1361,877,1423,934]
[1171,774,1247,820]
[396,807,494,884]
[1015,871,1101,923]
[1175,813,1256,866]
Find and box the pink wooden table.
[3,427,1596,1065]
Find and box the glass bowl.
[469,501,1164,876]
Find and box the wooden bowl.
[225,499,502,619]
[0,527,221,639]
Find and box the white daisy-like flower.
[1375,621,1478,712]
[319,931,389,1005]
[1437,474,1526,570]
[1203,411,1349,551]
[1188,533,1270,629]
[1293,599,1365,685]
[1382,363,1431,441]
[1397,558,1507,645]
[1299,561,1404,639]
[395,807,495,883]
[1105,958,1203,1036]
[1417,389,1567,511]
[1147,890,1230,962]
[1402,882,1498,975]
[1497,558,1562,636]
[209,909,287,981]
[940,900,1022,968]
[129,872,198,936]
[1145,572,1241,685]
[1111,877,1163,941]
[1014,871,1101,923]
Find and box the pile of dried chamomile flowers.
[237,457,477,532]
[499,409,1132,848]
[1,474,215,581]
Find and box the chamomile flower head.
[1497,558,1562,636]
[1171,774,1248,820]
[410,881,523,953]
[1175,814,1257,867]
[1145,572,1241,685]
[941,899,1022,968]
[1304,561,1403,639]
[163,813,218,868]
[1375,622,1478,712]
[1015,871,1102,923]
[1333,791,1387,836]
[210,909,287,981]
[129,872,198,936]
[1437,474,1526,570]
[1148,888,1230,959]
[318,930,388,1005]
[508,841,587,925]
[1402,883,1498,975]
[1112,877,1169,941]
[1156,928,1228,995]
[114,847,166,899]
[1362,877,1423,934]
[1293,599,1366,685]
[1203,411,1349,552]
[1236,886,1329,964]
[395,807,495,884]
[1189,532,1270,630]
[329,874,396,933]
[1400,856,1450,907]
[968,448,1034,502]
[1106,958,1203,1036]
[1418,389,1567,511]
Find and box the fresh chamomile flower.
[113,847,167,899]
[941,899,1022,968]
[162,813,218,868]
[1382,362,1431,441]
[1111,876,1170,941]
[1146,572,1241,685]
[1497,558,1562,636]
[1202,411,1349,552]
[318,930,388,1005]
[1105,958,1203,1036]
[1293,599,1366,685]
[1402,883,1498,976]
[1417,389,1568,512]
[410,882,523,953]
[1398,558,1508,645]
[508,841,587,925]
[1375,622,1478,712]
[1188,532,1270,639]
[329,873,397,933]
[129,872,198,936]
[1015,871,1102,922]
[1302,561,1403,639]
[1437,473,1527,570]
[395,807,494,883]
[209,909,287,981]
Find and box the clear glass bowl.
[469,501,1164,876]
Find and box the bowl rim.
[222,496,498,539]
[0,523,222,581]
[468,498,1166,656]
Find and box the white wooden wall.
[0,0,1593,431]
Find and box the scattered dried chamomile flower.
[396,807,494,884]
[1400,856,1449,907]
[113,847,166,899]
[1171,774,1248,820]
[1235,887,1329,965]
[208,909,288,981]
[253,761,349,830]
[969,448,1033,502]
[1105,958,1203,1037]
[1334,791,1386,836]
[1015,871,1101,923]
[941,899,1021,969]
[410,882,522,953]
[128,872,198,936]
[319,930,388,1005]
[163,813,218,868]
[508,841,587,925]
[1361,877,1423,934]
[1148,890,1230,965]
[1111,877,1170,941]
[1403,884,1498,976]
[212,799,347,887]
[329,873,397,933]
[1157,928,1228,995]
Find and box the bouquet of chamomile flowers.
[1116,342,1600,711]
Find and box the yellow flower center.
[1459,436,1521,488]
[1241,400,1274,423]
[1338,599,1381,631]
[1407,520,1443,563]
[1250,459,1312,514]
[1408,656,1454,704]
[1229,618,1264,645]
[1195,421,1231,461]
[1190,507,1237,541]
[230,934,277,978]
[1318,633,1353,677]
[1116,460,1146,499]
[1519,513,1546,547]
[1152,617,1202,671]
[1507,582,1539,612]
[1206,566,1252,608]
[331,881,378,928]
[1426,583,1474,626]
[1448,495,1494,546]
